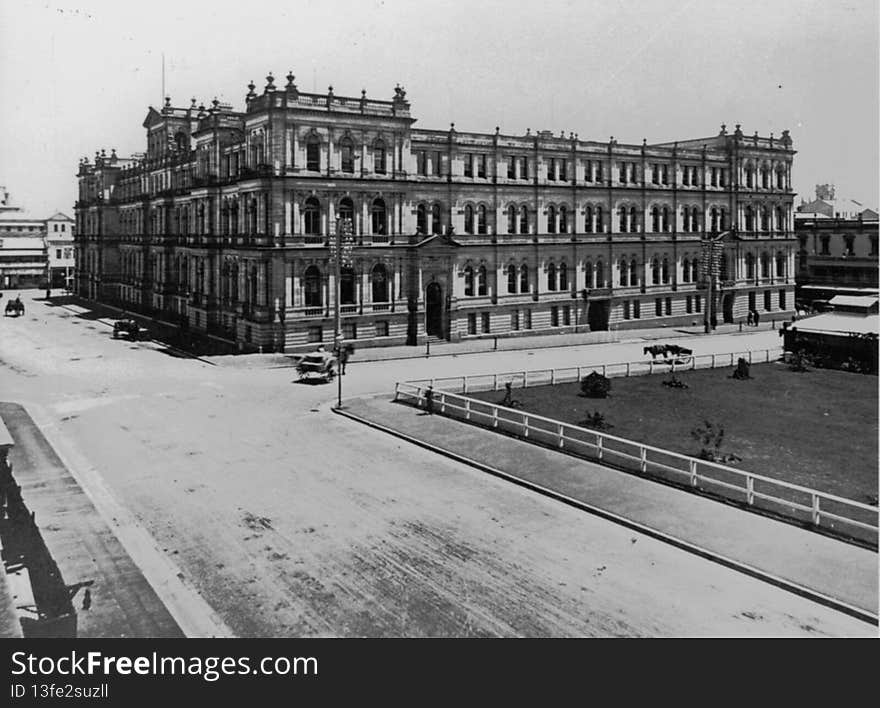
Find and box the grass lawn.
[470,363,878,504]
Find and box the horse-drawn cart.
[4,298,24,317]
[112,318,150,341]
[295,350,337,383]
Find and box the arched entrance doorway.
[722,293,735,323]
[587,300,609,331]
[425,282,443,337]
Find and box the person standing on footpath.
[424,385,434,415]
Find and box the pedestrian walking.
[339,344,354,375]
[753,309,760,327]
[746,310,753,326]
[424,385,434,415]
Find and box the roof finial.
[265,73,275,92]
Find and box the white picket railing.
[404,347,783,395]
[393,380,878,545]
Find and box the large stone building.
[794,185,879,305]
[74,74,797,352]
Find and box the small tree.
[580,371,611,398]
[691,420,725,462]
[788,349,811,372]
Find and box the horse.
[643,344,670,360]
[666,344,693,358]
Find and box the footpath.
[0,403,184,638]
[337,394,879,624]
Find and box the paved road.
[0,291,870,637]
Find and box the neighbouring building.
[74,74,797,352]
[795,184,879,306]
[45,212,76,290]
[0,189,76,291]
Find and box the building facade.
[794,186,879,304]
[45,212,76,289]
[74,75,798,352]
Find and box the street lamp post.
[332,217,354,409]
[701,230,733,333]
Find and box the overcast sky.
[1,0,877,216]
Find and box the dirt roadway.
[0,293,872,637]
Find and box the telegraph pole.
[702,230,731,333]
[332,217,354,409]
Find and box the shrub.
[582,410,612,431]
[580,371,611,398]
[731,357,751,380]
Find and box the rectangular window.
[779,289,786,310]
[547,158,556,181]
[820,236,830,255]
[655,298,663,316]
[467,313,477,335]
[375,320,389,337]
[56,249,62,259]
[559,159,567,182]
[563,305,570,326]
[417,152,427,176]
[584,160,592,182]
[686,295,693,314]
[695,295,701,312]
[342,322,357,340]
[764,290,772,312]
[620,162,628,184]
[596,162,604,182]
[53,224,59,232]
[551,306,559,327]
[434,151,442,176]
[478,154,487,179]
[464,154,473,177]
[524,309,532,329]
[682,167,690,187]
[623,301,631,319]
[507,158,516,180]
[665,297,672,316]
[511,310,520,330]
[633,300,641,319]
[521,157,529,180]
[307,325,323,343]
[481,312,491,333]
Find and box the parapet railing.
[404,347,783,395]
[393,379,878,547]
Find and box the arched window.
[372,264,388,302]
[662,206,670,232]
[595,260,605,288]
[746,165,755,188]
[463,266,474,296]
[585,261,594,289]
[618,206,627,232]
[477,205,487,235]
[559,206,568,234]
[464,205,475,234]
[619,258,629,286]
[507,205,516,234]
[651,258,660,285]
[340,137,355,174]
[746,253,755,279]
[595,206,604,232]
[745,206,754,232]
[761,166,769,189]
[585,206,593,233]
[710,208,719,233]
[682,207,691,232]
[776,206,786,232]
[520,264,529,293]
[720,253,729,281]
[690,259,698,282]
[761,208,769,232]
[431,203,442,235]
[477,265,487,296]
[520,205,529,234]
[559,262,568,290]
[651,206,660,233]
[416,204,427,234]
[371,198,387,235]
[629,206,638,233]
[760,252,770,278]
[547,262,557,291]
[338,197,354,228]
[373,140,387,175]
[303,197,321,235]
[630,259,639,285]
[776,252,785,277]
[682,258,690,283]
[776,167,785,190]
[507,264,517,293]
[720,207,727,231]
[547,205,556,234]
[691,207,699,232]
[340,266,356,304]
[306,135,320,172]
[661,257,670,284]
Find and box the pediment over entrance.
[411,232,462,249]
